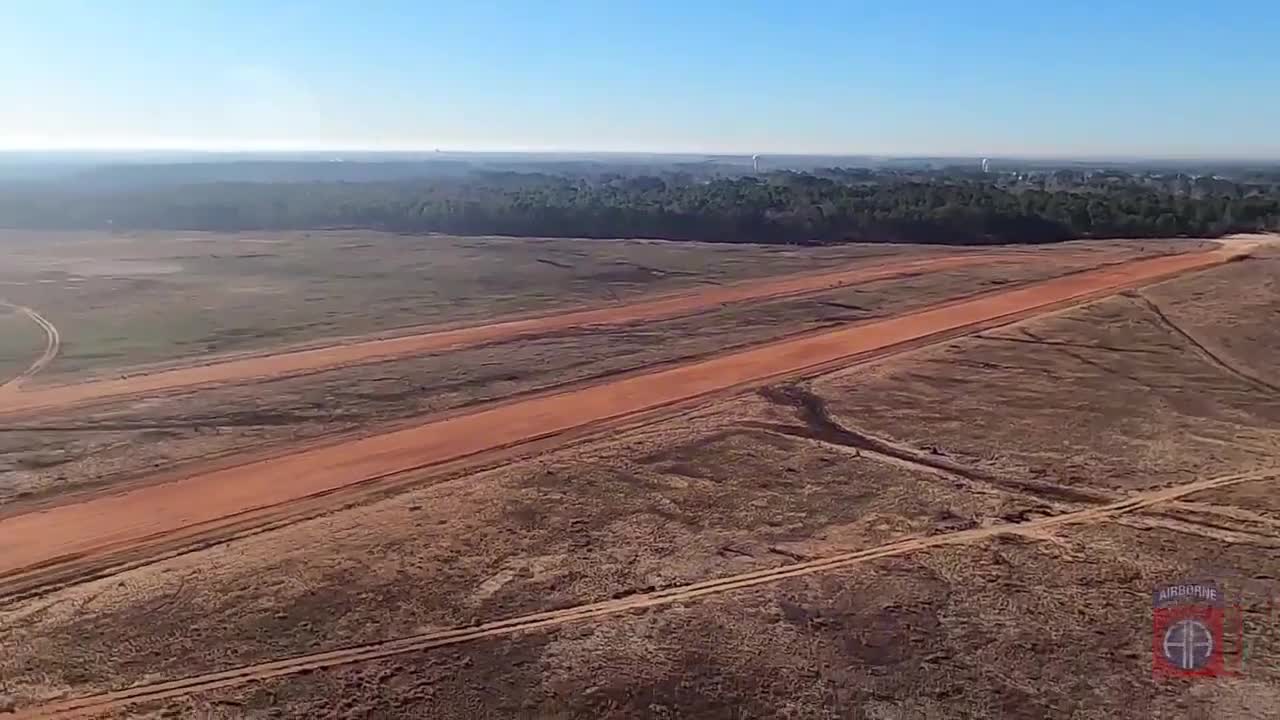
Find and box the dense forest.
[2,164,1278,245]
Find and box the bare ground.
[0,247,1172,509]
[0,230,917,381]
[2,239,1277,718]
[809,254,1280,498]
[0,230,1201,382]
[89,525,1280,720]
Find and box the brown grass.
[0,230,924,380]
[0,242,1185,508]
[1,240,1277,718]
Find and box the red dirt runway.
[0,245,1238,598]
[0,252,1008,417]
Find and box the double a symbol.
[1152,580,1226,677]
[1162,617,1215,670]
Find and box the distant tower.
[981,158,991,173]
[752,154,761,173]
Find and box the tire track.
[752,385,1273,524]
[14,468,1275,720]
[0,245,1244,602]
[0,252,1006,418]
[749,384,1116,505]
[1133,291,1280,396]
[0,301,60,392]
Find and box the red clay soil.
[15,471,1274,717]
[0,246,1238,593]
[14,469,1272,720]
[0,252,1008,417]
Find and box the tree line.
[2,170,1277,245]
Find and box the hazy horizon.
[3,148,1279,165]
[3,1,1278,159]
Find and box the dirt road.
[14,466,1274,719]
[0,252,1008,417]
[0,246,1240,600]
[0,301,60,392]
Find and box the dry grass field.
[0,311,46,384]
[0,242,1185,509]
[0,231,1275,719]
[0,230,931,380]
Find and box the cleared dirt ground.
[0,231,1200,387]
[0,236,1276,719]
[0,230,936,381]
[0,246,1239,598]
[0,246,1197,509]
[0,252,1030,417]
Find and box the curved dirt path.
[13,467,1274,719]
[1133,291,1280,395]
[0,246,1241,601]
[0,301,60,392]
[0,252,1007,418]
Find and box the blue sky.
[2,0,1277,157]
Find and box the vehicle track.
[13,467,1275,719]
[750,384,1115,505]
[0,245,1242,602]
[0,252,1009,418]
[751,387,1280,531]
[0,301,60,392]
[1132,291,1280,395]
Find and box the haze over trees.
[1,158,1278,246]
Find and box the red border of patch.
[1153,603,1226,678]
